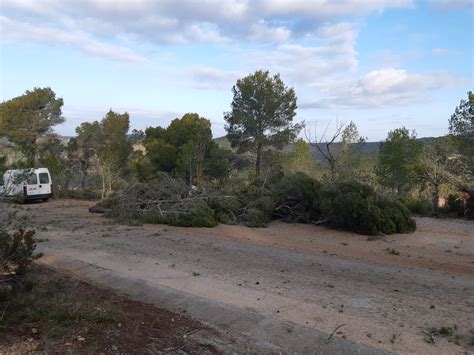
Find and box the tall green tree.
[0,87,64,164]
[449,91,474,140]
[224,70,301,177]
[168,113,213,186]
[97,110,132,198]
[69,121,102,188]
[376,127,422,195]
[415,138,466,216]
[131,113,230,185]
[449,92,474,176]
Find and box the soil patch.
[0,265,220,354]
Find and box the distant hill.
[214,136,437,161]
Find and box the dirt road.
[2,199,473,354]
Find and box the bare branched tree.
[305,120,346,182]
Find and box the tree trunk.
[432,183,440,217]
[80,172,85,189]
[329,160,336,182]
[256,143,262,177]
[100,170,106,200]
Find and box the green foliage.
[446,194,466,217]
[414,138,468,216]
[103,177,217,227]
[133,113,231,185]
[141,200,217,228]
[320,181,416,235]
[208,196,242,224]
[100,170,416,235]
[376,127,422,195]
[402,198,432,216]
[241,208,269,227]
[225,70,301,176]
[204,142,233,181]
[0,87,64,164]
[0,227,36,276]
[272,172,321,223]
[449,92,474,176]
[72,110,132,198]
[284,139,317,176]
[98,110,132,171]
[449,91,474,141]
[0,155,6,176]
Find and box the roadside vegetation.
[1,72,473,231]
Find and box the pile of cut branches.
[91,172,417,235]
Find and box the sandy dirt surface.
[2,199,473,354]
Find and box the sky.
[0,0,472,141]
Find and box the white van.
[0,168,53,202]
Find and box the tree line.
[0,70,472,217]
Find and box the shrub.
[0,227,36,275]
[402,198,432,216]
[0,227,36,302]
[241,208,269,227]
[446,194,466,217]
[240,196,275,227]
[208,196,242,224]
[320,181,416,235]
[271,172,321,223]
[142,199,217,227]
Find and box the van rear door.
[26,172,40,196]
[38,172,52,195]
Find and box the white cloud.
[189,66,242,89]
[258,0,414,17]
[248,21,291,42]
[431,48,463,56]
[0,16,145,63]
[428,0,473,10]
[0,0,414,46]
[304,68,468,109]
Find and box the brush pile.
[92,172,417,236]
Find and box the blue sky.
[0,0,472,141]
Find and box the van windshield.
[39,173,50,184]
[27,174,38,185]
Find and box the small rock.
[31,328,38,334]
[77,336,85,342]
[366,333,372,338]
[117,323,122,328]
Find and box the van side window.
[39,173,50,184]
[27,174,38,185]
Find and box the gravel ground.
[2,199,473,354]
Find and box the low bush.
[445,194,467,217]
[208,196,242,224]
[320,181,416,235]
[0,227,36,276]
[402,198,432,216]
[141,199,217,227]
[0,226,37,304]
[271,172,321,223]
